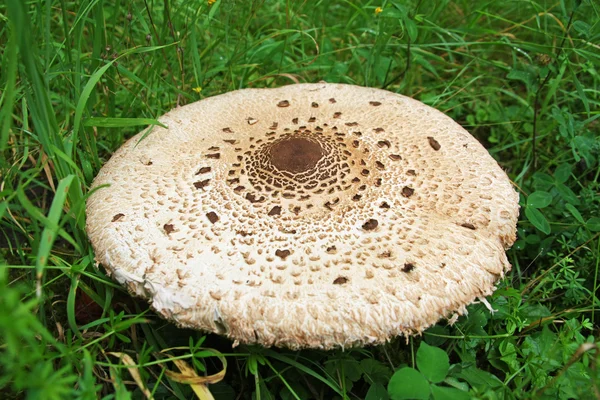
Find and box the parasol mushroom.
[86,83,519,349]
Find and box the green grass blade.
[84,117,167,128]
[35,175,76,298]
[0,18,18,154]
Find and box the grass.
[1,0,599,398]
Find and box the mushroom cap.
[86,83,519,349]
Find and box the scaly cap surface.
[86,83,519,349]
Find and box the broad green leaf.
[525,207,551,234]
[388,368,430,400]
[532,172,554,190]
[520,303,552,323]
[522,326,558,360]
[366,383,389,400]
[553,163,572,183]
[456,366,504,389]
[499,340,521,374]
[565,203,584,224]
[338,358,362,383]
[404,18,418,42]
[361,358,392,385]
[586,217,600,232]
[457,306,488,337]
[524,234,541,244]
[325,356,362,386]
[507,67,537,90]
[431,385,470,400]
[527,191,552,208]
[416,342,449,383]
[443,376,469,392]
[513,239,526,251]
[556,183,580,205]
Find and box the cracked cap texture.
[86,83,519,349]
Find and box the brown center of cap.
[269,137,324,173]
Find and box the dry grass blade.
[107,352,153,399]
[159,348,227,400]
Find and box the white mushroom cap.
[86,83,519,349]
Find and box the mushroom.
[86,83,519,349]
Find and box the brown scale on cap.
[112,213,125,222]
[269,137,324,173]
[163,224,175,234]
[87,83,519,350]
